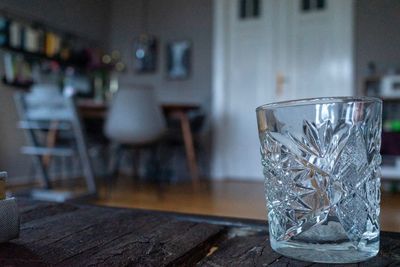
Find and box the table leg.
[177,111,199,188]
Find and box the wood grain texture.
[197,229,400,267]
[5,199,224,266]
[94,180,400,233]
[1,199,400,266]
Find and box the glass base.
[271,238,379,264]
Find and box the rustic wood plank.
[2,199,400,266]
[378,232,400,264]
[59,213,224,266]
[19,202,78,224]
[15,197,45,208]
[198,232,283,266]
[7,201,224,266]
[0,242,47,267]
[16,206,119,246]
[15,198,53,215]
[43,210,172,264]
[16,198,78,224]
[357,256,395,267]
[197,228,400,267]
[268,257,314,267]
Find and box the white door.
[212,0,276,179]
[224,1,276,179]
[211,0,354,180]
[285,0,354,99]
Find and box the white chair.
[104,86,167,186]
[15,83,97,201]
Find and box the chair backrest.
[104,86,166,144]
[23,83,73,121]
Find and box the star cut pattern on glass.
[261,118,381,244]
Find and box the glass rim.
[256,96,382,112]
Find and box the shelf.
[380,97,400,102]
[0,45,88,70]
[361,96,400,102]
[2,77,32,89]
[381,155,400,180]
[382,165,400,180]
[0,45,114,73]
[1,46,112,90]
[364,76,381,83]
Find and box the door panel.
[288,0,354,99]
[223,0,275,178]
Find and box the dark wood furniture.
[2,198,400,266]
[162,103,201,187]
[77,99,108,119]
[78,100,201,188]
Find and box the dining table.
[77,99,201,188]
[2,198,400,266]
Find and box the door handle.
[276,73,285,96]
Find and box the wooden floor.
[95,178,400,233]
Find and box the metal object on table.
[0,197,19,243]
[0,172,6,200]
[0,173,20,243]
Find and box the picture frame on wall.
[133,34,157,73]
[166,40,191,80]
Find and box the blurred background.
[0,0,399,232]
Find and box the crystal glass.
[256,97,382,263]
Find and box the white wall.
[108,0,212,106]
[355,0,400,94]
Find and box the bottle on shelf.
[23,25,41,53]
[36,26,45,55]
[0,16,9,47]
[45,31,61,58]
[3,53,15,83]
[9,20,22,49]
[60,37,71,61]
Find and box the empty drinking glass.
[256,97,382,263]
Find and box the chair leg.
[65,156,74,190]
[146,144,163,198]
[28,160,37,185]
[107,144,122,197]
[157,142,172,184]
[132,149,141,180]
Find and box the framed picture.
[133,34,157,73]
[166,40,191,80]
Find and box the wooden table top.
[77,99,201,119]
[2,198,400,266]
[77,99,200,111]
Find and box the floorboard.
[94,178,400,233]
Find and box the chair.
[104,86,167,187]
[14,83,97,201]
